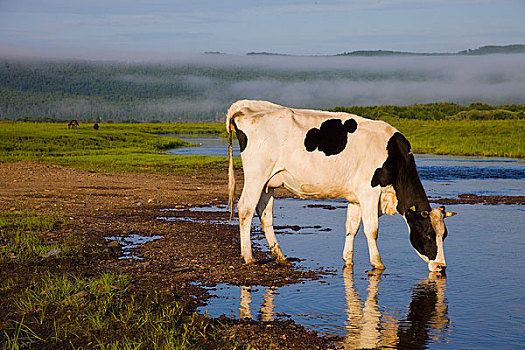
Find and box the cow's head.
[404,206,456,273]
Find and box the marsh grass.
[3,272,232,349]
[0,121,235,174]
[387,118,525,158]
[0,211,237,349]
[0,211,64,263]
[1,119,522,178]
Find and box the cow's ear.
[405,206,416,217]
[439,205,456,218]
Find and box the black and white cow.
[226,100,455,272]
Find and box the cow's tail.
[226,106,240,221]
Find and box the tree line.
[331,102,525,120]
[1,58,524,122]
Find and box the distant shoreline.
[247,44,525,57]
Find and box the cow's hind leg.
[361,196,385,270]
[256,188,287,263]
[342,203,361,266]
[238,179,268,264]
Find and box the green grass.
[0,119,523,179]
[0,121,235,174]
[387,118,525,158]
[0,121,191,159]
[3,272,232,349]
[0,210,238,349]
[0,211,64,263]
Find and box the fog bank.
[140,53,525,118]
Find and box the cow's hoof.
[273,256,289,265]
[243,256,256,265]
[342,259,354,267]
[371,263,386,270]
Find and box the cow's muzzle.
[429,261,446,273]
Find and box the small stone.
[42,248,61,258]
[108,240,120,248]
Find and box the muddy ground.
[0,161,336,349]
[1,161,522,349]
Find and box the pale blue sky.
[1,0,524,60]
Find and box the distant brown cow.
[93,123,99,130]
[68,120,79,128]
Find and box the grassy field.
[386,118,524,158]
[0,119,523,177]
[0,211,237,349]
[0,121,231,174]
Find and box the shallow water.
[180,201,525,349]
[165,136,525,349]
[166,134,240,157]
[105,234,163,259]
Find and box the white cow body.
[226,100,453,272]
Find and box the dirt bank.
[0,161,336,349]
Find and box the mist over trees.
[1,53,524,122]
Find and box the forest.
[1,56,524,122]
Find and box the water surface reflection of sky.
[165,135,525,349]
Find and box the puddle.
[106,234,163,259]
[160,204,230,213]
[158,204,238,225]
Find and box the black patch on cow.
[371,132,437,260]
[304,118,357,156]
[232,120,248,152]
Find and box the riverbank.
[0,161,335,349]
[1,120,524,171]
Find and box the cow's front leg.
[361,201,385,270]
[343,203,361,266]
[256,188,287,264]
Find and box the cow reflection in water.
[343,269,449,349]
[239,286,277,321]
[237,270,449,349]
[396,272,450,349]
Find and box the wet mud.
[0,161,334,349]
[431,193,525,205]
